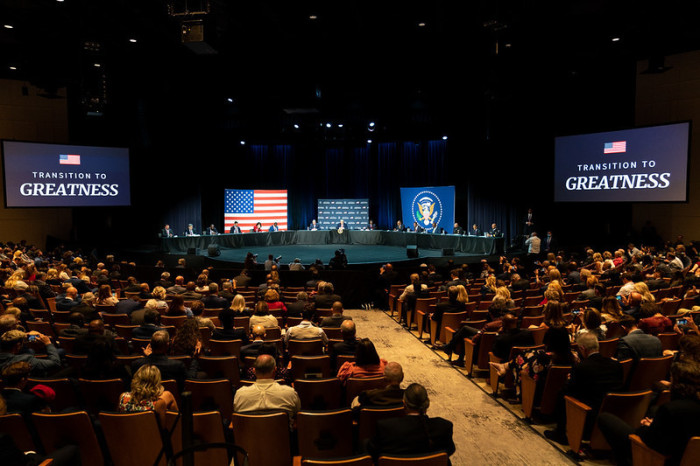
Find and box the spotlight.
[3,24,13,29]
[612,37,620,42]
[240,140,246,145]
[367,139,373,144]
[442,136,448,140]
[226,97,233,103]
[129,38,138,43]
[293,124,300,129]
[326,123,332,128]
[9,66,17,70]
[368,122,375,132]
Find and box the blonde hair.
[230,294,247,312]
[485,275,497,293]
[130,365,164,404]
[264,289,279,302]
[495,286,511,300]
[152,286,167,300]
[455,285,469,304]
[634,282,655,303]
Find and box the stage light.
[338,124,344,128]
[293,124,300,129]
[309,15,318,20]
[326,123,332,128]
[442,136,448,140]
[240,140,246,145]
[226,97,233,103]
[612,37,620,42]
[3,24,13,29]
[418,22,426,28]
[129,38,137,43]
[368,122,375,132]
[94,63,101,67]
[9,66,17,70]
[367,139,373,144]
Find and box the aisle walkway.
[345,308,575,465]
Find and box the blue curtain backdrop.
[198,140,457,232]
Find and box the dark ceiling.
[0,0,698,144]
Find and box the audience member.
[119,364,178,425]
[337,338,387,384]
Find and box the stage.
[160,230,504,266]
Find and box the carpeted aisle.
[345,308,575,465]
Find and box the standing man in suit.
[161,224,174,238]
[230,221,242,234]
[543,231,555,253]
[367,383,455,461]
[524,208,534,235]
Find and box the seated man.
[285,308,328,345]
[131,330,196,391]
[131,309,163,340]
[320,301,352,328]
[233,354,300,425]
[201,282,228,309]
[55,286,82,312]
[597,360,700,466]
[544,333,624,444]
[366,383,455,461]
[615,315,663,362]
[0,330,61,376]
[352,361,404,409]
[73,319,119,355]
[241,325,278,360]
[1,361,52,417]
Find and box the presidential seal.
[411,191,443,231]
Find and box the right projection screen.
[554,121,690,202]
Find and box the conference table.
[161,230,502,256]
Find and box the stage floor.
[188,243,486,266]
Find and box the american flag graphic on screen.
[224,189,288,232]
[603,141,627,154]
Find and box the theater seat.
[32,411,104,466]
[100,411,166,466]
[377,452,449,466]
[297,409,354,459]
[231,412,291,466]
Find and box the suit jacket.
[115,299,143,316]
[320,314,351,328]
[1,388,46,417]
[230,225,242,234]
[453,226,464,235]
[638,398,700,465]
[313,293,343,309]
[367,415,455,461]
[490,228,502,237]
[161,228,174,238]
[492,329,535,361]
[566,353,624,413]
[615,330,663,361]
[212,327,250,344]
[469,228,482,236]
[202,295,229,309]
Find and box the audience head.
[355,338,380,366]
[230,294,247,312]
[582,308,602,330]
[1,361,31,388]
[338,319,356,340]
[383,361,404,386]
[403,383,430,414]
[150,330,170,354]
[189,300,204,317]
[0,330,26,353]
[331,301,343,315]
[130,364,164,403]
[254,301,269,316]
[264,289,279,303]
[253,354,276,379]
[500,312,518,330]
[669,361,700,402]
[252,325,266,340]
[679,334,700,363]
[302,306,315,322]
[576,332,600,357]
[218,308,235,329]
[296,291,308,301]
[627,292,643,307]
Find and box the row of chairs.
[0,409,449,466]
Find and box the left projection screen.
[2,141,131,207]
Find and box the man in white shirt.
[284,309,328,345]
[233,354,300,424]
[525,232,541,255]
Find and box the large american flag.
[224,189,288,232]
[603,141,627,154]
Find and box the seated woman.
[96,284,119,306]
[264,289,287,315]
[430,285,467,333]
[170,318,202,356]
[190,301,215,331]
[399,273,429,325]
[600,296,624,323]
[119,364,178,425]
[480,275,498,296]
[229,294,252,316]
[337,338,387,385]
[166,296,193,317]
[540,300,568,329]
[212,308,250,343]
[248,301,279,330]
[150,286,168,309]
[490,326,579,397]
[574,308,607,341]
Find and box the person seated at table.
[160,224,174,238]
[252,222,263,232]
[412,221,424,233]
[453,222,464,235]
[230,221,242,234]
[184,224,197,236]
[469,224,482,236]
[308,219,319,230]
[393,220,407,232]
[337,219,347,231]
[489,223,502,237]
[205,224,218,235]
[268,222,280,232]
[367,219,376,230]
